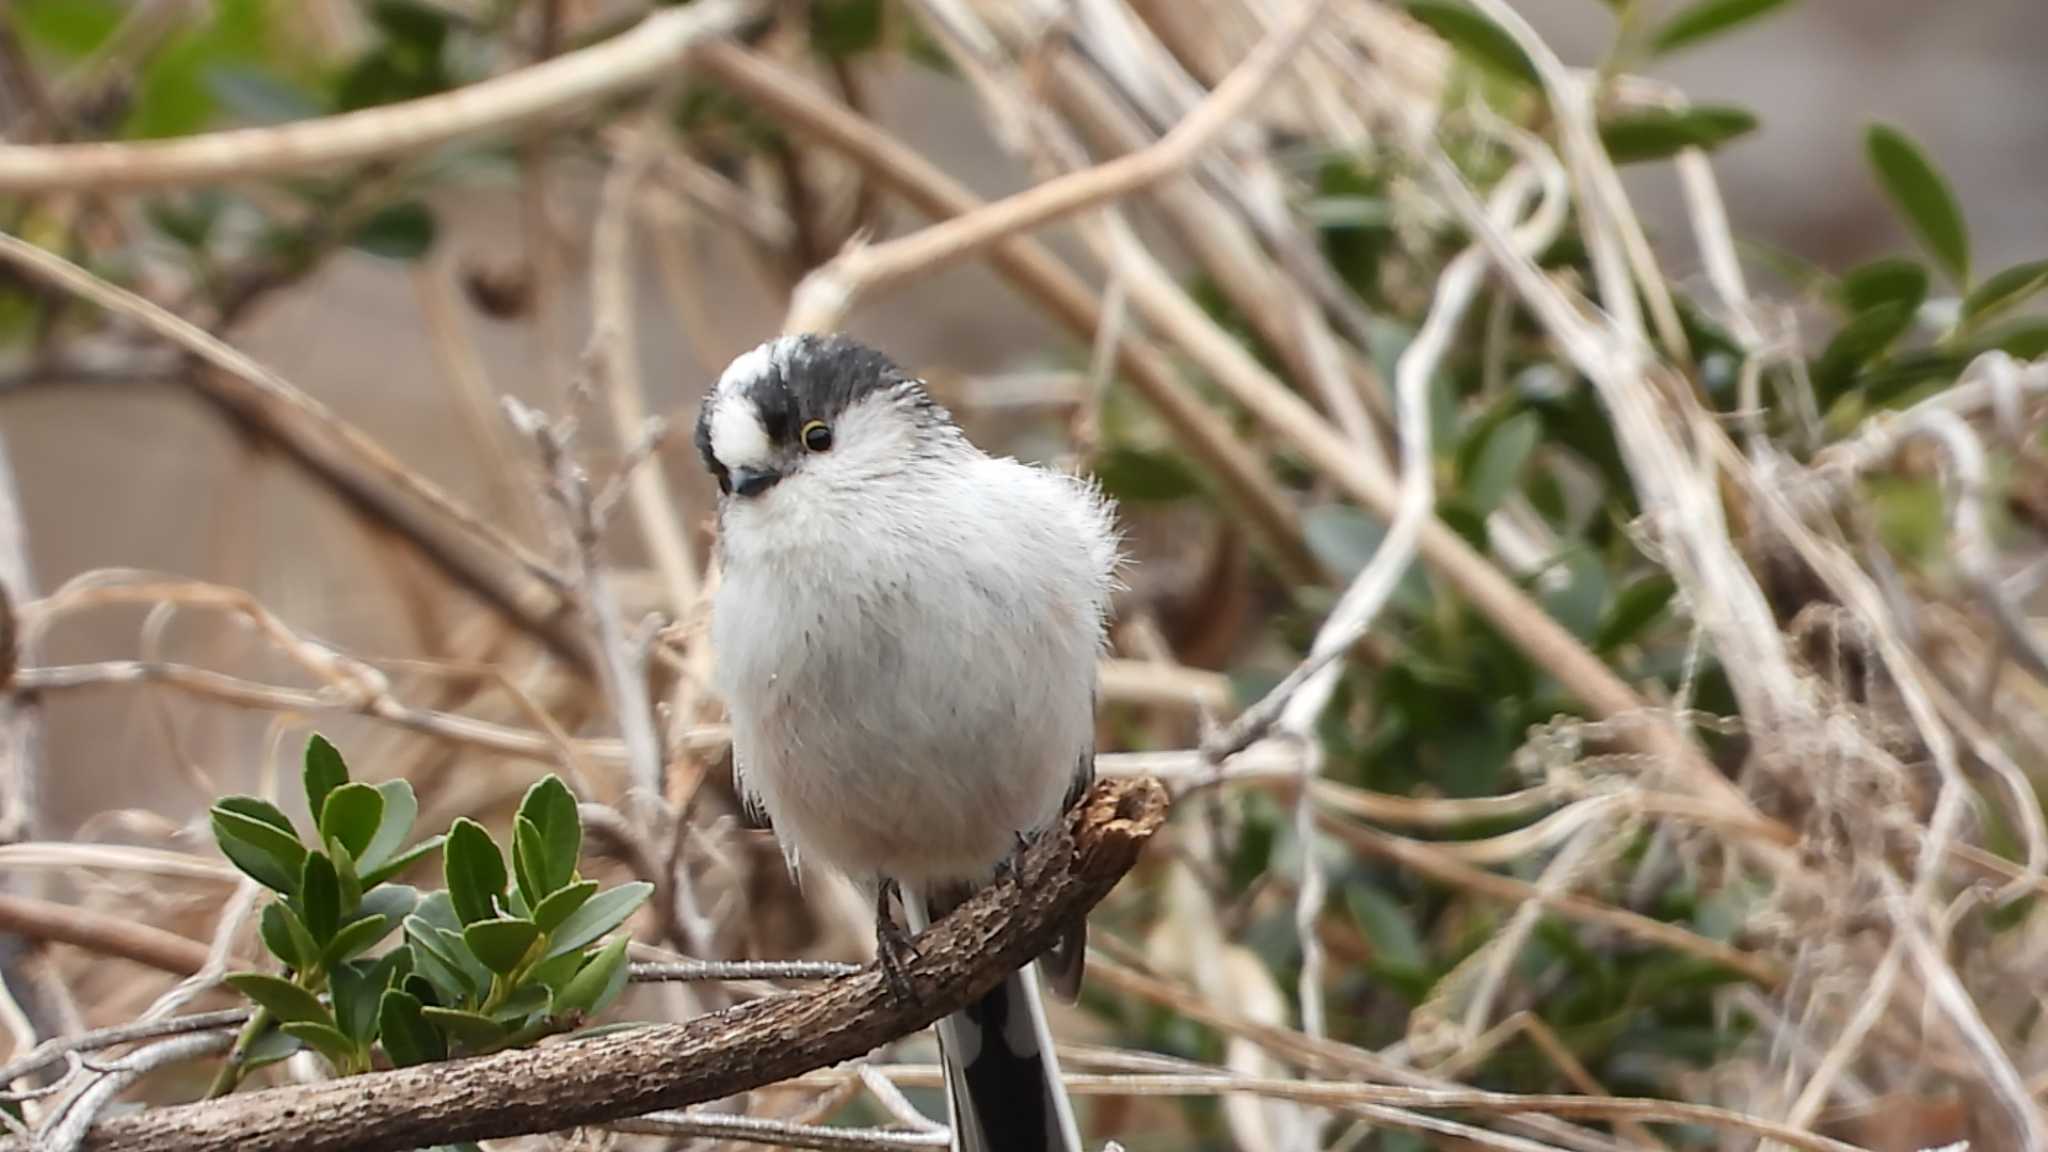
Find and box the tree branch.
[10,777,1167,1152]
[0,0,765,193]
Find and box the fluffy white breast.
[710,433,1118,888]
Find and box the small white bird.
[697,334,1118,1152]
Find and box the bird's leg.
[873,878,921,1003]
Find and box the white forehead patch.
[708,391,773,470]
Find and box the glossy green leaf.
[211,804,304,896]
[303,734,349,820]
[462,917,542,976]
[378,989,446,1067]
[322,914,395,967]
[1405,1,1537,86]
[404,916,479,1001]
[512,818,548,908]
[349,202,437,261]
[1838,257,1928,315]
[329,962,381,1043]
[328,837,363,921]
[443,818,505,926]
[419,1007,508,1049]
[359,780,419,874]
[299,852,342,943]
[532,880,600,935]
[259,902,320,971]
[517,776,581,896]
[224,972,331,1026]
[542,883,652,961]
[551,934,632,1019]
[1962,259,2048,326]
[525,948,587,993]
[489,983,550,1025]
[1598,105,1757,164]
[1982,318,2048,360]
[1595,573,1678,652]
[362,833,444,888]
[1867,124,1970,286]
[1652,0,1796,55]
[358,884,419,926]
[279,1021,358,1067]
[319,783,384,861]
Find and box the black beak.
[730,466,782,498]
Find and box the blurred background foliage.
[2,1,2046,1150]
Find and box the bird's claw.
[993,829,1033,888]
[874,879,922,1004]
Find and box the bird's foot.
[874,879,922,1004]
[992,829,1034,888]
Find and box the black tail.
[905,894,1080,1152]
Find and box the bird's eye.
[800,420,833,452]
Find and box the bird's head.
[694,334,955,505]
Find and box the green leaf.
[1405,2,1537,86]
[1595,573,1678,652]
[443,818,506,926]
[322,914,395,967]
[211,802,305,896]
[404,917,479,1001]
[1839,257,1929,315]
[1815,301,1917,402]
[1090,446,1205,504]
[378,989,446,1067]
[1461,411,1541,515]
[1962,259,2048,327]
[419,1007,508,1049]
[532,880,600,935]
[1598,105,1757,164]
[1651,0,1796,56]
[359,780,419,874]
[542,883,652,960]
[1344,885,1428,980]
[329,962,381,1043]
[550,934,632,1019]
[349,201,437,261]
[358,884,419,926]
[1866,124,1970,287]
[525,949,586,993]
[260,902,320,971]
[488,982,550,1025]
[362,833,444,888]
[303,735,350,821]
[224,972,331,1026]
[206,66,322,125]
[1982,318,2048,360]
[319,783,384,861]
[299,852,342,943]
[1541,552,1609,643]
[328,837,364,921]
[279,1021,358,1067]
[461,918,542,976]
[513,818,549,908]
[517,776,582,896]
[241,1028,304,1070]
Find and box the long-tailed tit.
[697,335,1118,1152]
